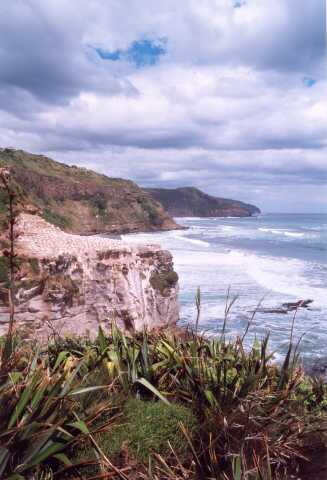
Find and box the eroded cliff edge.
[0,214,179,339]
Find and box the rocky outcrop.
[0,214,179,339]
[0,148,180,234]
[146,187,261,218]
[256,299,314,315]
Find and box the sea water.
[123,214,327,364]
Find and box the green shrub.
[90,194,108,218]
[43,274,79,306]
[0,255,23,287]
[0,342,105,479]
[150,270,179,296]
[42,208,72,229]
[0,190,8,215]
[139,198,162,226]
[0,256,9,285]
[28,257,40,274]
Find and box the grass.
[119,399,197,461]
[74,398,197,475]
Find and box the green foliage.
[139,197,163,226]
[42,208,72,229]
[0,256,9,284]
[0,343,103,478]
[72,398,197,475]
[150,270,179,296]
[43,274,80,307]
[0,256,23,288]
[125,399,197,461]
[0,323,326,479]
[0,190,8,214]
[296,377,327,411]
[90,193,108,213]
[28,257,40,274]
[100,399,197,462]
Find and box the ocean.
[123,213,327,364]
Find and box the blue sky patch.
[95,38,167,67]
[233,1,246,8]
[303,77,317,88]
[96,48,121,61]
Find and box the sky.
[0,0,326,213]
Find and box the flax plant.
[0,304,325,478]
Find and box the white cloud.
[0,0,325,212]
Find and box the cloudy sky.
[0,0,326,212]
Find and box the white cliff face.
[0,214,179,338]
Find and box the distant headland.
[146,186,261,218]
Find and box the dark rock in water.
[282,299,314,311]
[256,307,289,314]
[256,299,314,315]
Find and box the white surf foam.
[258,227,316,238]
[172,234,210,247]
[123,222,327,308]
[175,245,327,308]
[258,227,305,237]
[174,217,207,221]
[246,253,327,307]
[283,231,305,238]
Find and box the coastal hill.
[146,186,261,217]
[0,148,179,235]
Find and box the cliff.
[146,187,261,217]
[0,148,180,234]
[0,214,179,338]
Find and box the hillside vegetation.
[146,187,261,217]
[0,148,179,234]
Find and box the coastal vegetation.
[0,325,326,479]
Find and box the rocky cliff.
[0,214,179,339]
[146,187,261,217]
[0,148,180,234]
